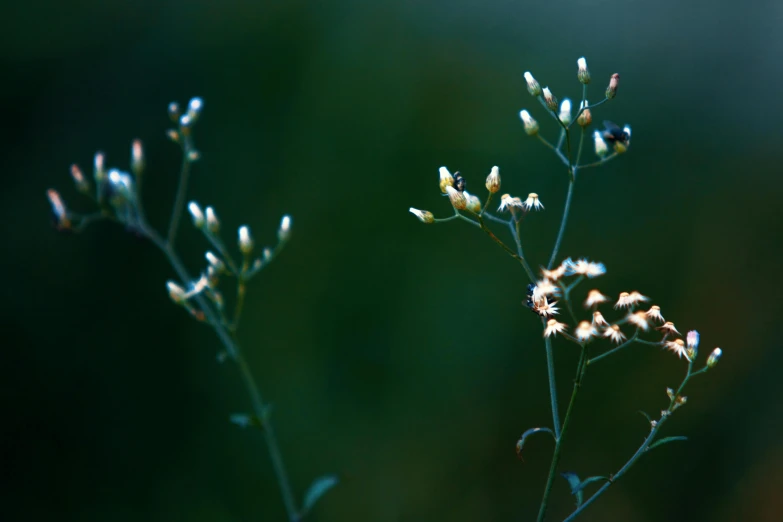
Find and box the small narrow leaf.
[229,413,261,428]
[515,427,555,460]
[560,472,584,507]
[301,474,339,516]
[638,410,652,424]
[573,476,610,494]
[648,435,688,451]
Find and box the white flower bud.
[188,201,205,228]
[205,251,224,272]
[446,186,467,210]
[168,102,181,123]
[238,225,254,254]
[559,99,572,125]
[278,215,292,242]
[70,164,90,194]
[519,110,539,136]
[524,71,541,97]
[707,348,722,368]
[439,166,455,193]
[205,206,220,233]
[187,97,204,123]
[542,87,558,111]
[167,281,187,304]
[94,152,106,182]
[593,131,608,157]
[485,166,500,194]
[409,207,434,224]
[577,57,590,84]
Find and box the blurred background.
[3,1,782,521]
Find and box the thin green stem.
[547,179,575,269]
[509,218,536,282]
[167,147,194,245]
[587,332,639,366]
[577,152,618,170]
[543,335,562,440]
[537,135,570,167]
[536,342,589,522]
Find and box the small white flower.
[645,305,664,323]
[523,192,544,211]
[544,319,568,338]
[592,311,609,327]
[585,289,610,308]
[534,297,560,318]
[665,339,689,360]
[576,321,597,342]
[498,193,524,212]
[603,324,626,344]
[532,280,559,302]
[577,57,590,84]
[627,311,650,331]
[657,321,681,336]
[615,291,649,309]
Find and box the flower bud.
[686,330,700,360]
[446,186,467,210]
[70,164,90,194]
[409,207,434,224]
[559,99,572,125]
[131,139,144,177]
[542,87,558,112]
[188,202,205,228]
[577,57,591,84]
[519,110,539,136]
[439,166,455,194]
[179,114,193,137]
[187,97,204,123]
[666,387,675,400]
[47,189,71,230]
[94,152,107,183]
[168,102,181,123]
[593,131,608,157]
[205,206,220,233]
[465,191,482,213]
[606,73,620,99]
[205,251,225,272]
[238,225,254,254]
[278,215,292,242]
[523,71,541,97]
[577,100,591,127]
[707,347,722,368]
[485,165,500,194]
[167,281,187,304]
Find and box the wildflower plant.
[409,58,724,521]
[47,99,337,521]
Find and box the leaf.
[301,474,339,516]
[229,413,261,429]
[648,436,688,451]
[515,427,555,460]
[638,410,652,424]
[560,472,584,507]
[572,476,610,494]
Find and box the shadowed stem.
[167,145,194,245]
[543,335,561,440]
[561,361,708,521]
[536,342,588,522]
[547,179,574,269]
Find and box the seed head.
[585,289,609,308]
[592,311,609,327]
[603,324,626,344]
[657,321,681,336]
[544,319,567,338]
[576,321,597,342]
[665,339,689,360]
[497,193,524,212]
[645,305,664,323]
[628,311,650,331]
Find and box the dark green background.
[3,1,782,521]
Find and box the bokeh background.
[3,1,783,521]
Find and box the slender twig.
[543,335,562,440]
[536,342,589,522]
[537,135,570,167]
[587,332,639,366]
[547,179,575,269]
[577,152,618,170]
[167,148,194,245]
[561,361,708,522]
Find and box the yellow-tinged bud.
[465,192,482,213]
[439,166,455,193]
[446,186,467,210]
[485,166,500,194]
[409,208,434,224]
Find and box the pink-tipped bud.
[577,100,592,127]
[131,139,144,176]
[606,73,620,99]
[93,152,106,182]
[47,189,71,230]
[542,87,558,112]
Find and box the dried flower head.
[645,305,664,323]
[592,311,609,327]
[665,339,689,360]
[523,193,544,211]
[576,321,597,342]
[627,311,650,331]
[615,291,649,309]
[542,263,568,282]
[569,259,606,278]
[585,289,610,308]
[603,324,627,344]
[498,194,524,212]
[544,319,567,338]
[657,321,681,336]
